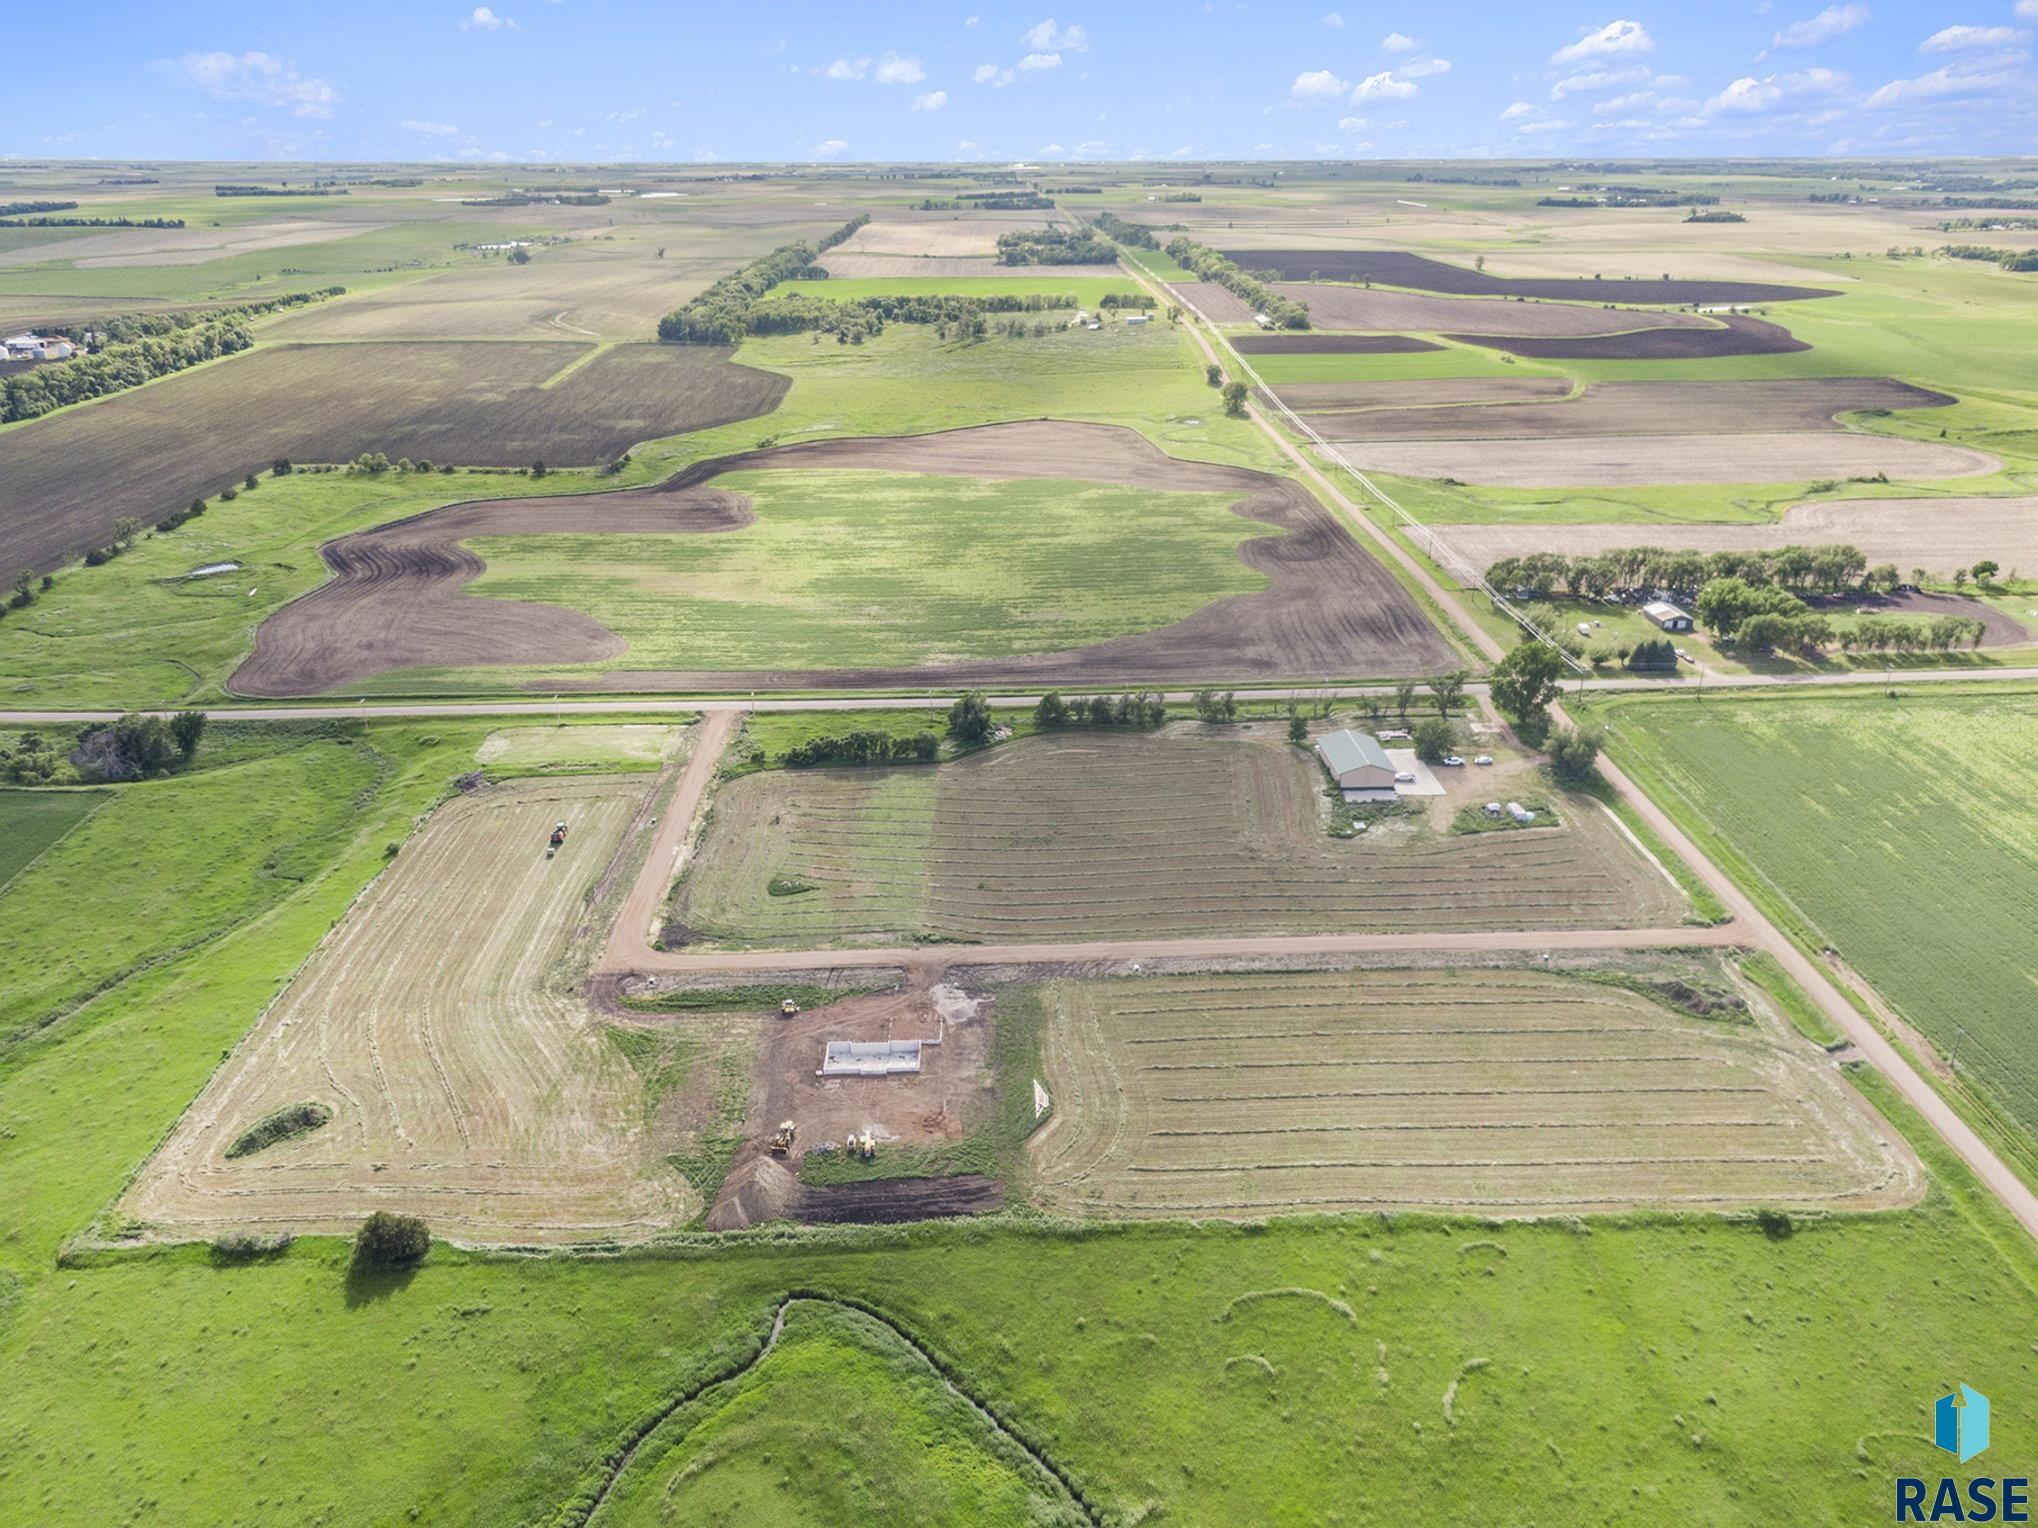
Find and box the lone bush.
[354,1211,430,1269]
[1412,717,1451,763]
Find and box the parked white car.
[1472,754,1494,766]
[1394,771,1417,784]
[1441,755,1465,767]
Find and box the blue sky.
[4,3,2034,163]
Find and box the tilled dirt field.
[1214,248,1838,305]
[125,776,698,1245]
[1304,378,1952,442]
[668,726,1688,949]
[1232,333,1442,355]
[828,216,1058,258]
[1188,281,1718,336]
[0,340,788,577]
[1446,503,2038,584]
[816,254,1109,279]
[233,420,1453,696]
[1447,314,1809,360]
[1337,431,1999,486]
[1028,966,1920,1218]
[1271,378,1573,412]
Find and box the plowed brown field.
[125,776,697,1245]
[1029,966,1920,1218]
[1335,432,1998,486]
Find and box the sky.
[3,2,2034,163]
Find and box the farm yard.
[126,775,701,1243]
[1594,687,2038,1140]
[0,339,788,576]
[668,726,1688,949]
[1027,964,1916,1218]
[233,420,1452,696]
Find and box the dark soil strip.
[565,1293,1102,1527]
[792,1174,1005,1223]
[1220,248,1838,305]
[1446,314,1810,360]
[1232,332,1441,355]
[232,419,1456,696]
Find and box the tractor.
[546,822,567,858]
[779,997,801,1019]
[769,1120,797,1157]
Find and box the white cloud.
[1024,18,1090,52]
[1705,66,1849,114]
[1336,114,1370,130]
[1038,141,1068,156]
[910,89,948,111]
[2021,1,2038,18]
[1518,116,1571,134]
[875,52,925,84]
[822,57,869,80]
[465,5,514,30]
[1352,70,1419,100]
[1397,56,1451,78]
[1321,11,1344,27]
[1075,138,1108,155]
[1771,4,1869,48]
[1921,24,2024,52]
[1552,64,1651,98]
[1500,101,1537,119]
[149,50,340,118]
[1550,19,1654,65]
[1594,90,1655,113]
[972,62,1014,86]
[1018,52,1062,70]
[965,14,979,26]
[1865,59,2023,107]
[1381,31,1417,52]
[401,118,459,135]
[811,137,849,157]
[1291,68,1352,99]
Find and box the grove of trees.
[1164,237,1310,329]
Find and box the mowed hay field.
[1028,967,1917,1217]
[126,776,698,1244]
[0,340,787,575]
[1598,689,2038,1138]
[670,728,1687,948]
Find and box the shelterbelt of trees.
[1165,236,1310,329]
[655,216,871,344]
[0,289,344,424]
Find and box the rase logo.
[1897,1386,2028,1523]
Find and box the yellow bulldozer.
[779,998,800,1018]
[769,1120,797,1156]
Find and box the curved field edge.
[560,1294,1097,1527]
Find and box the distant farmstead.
[3,332,75,361]
[1642,600,1694,632]
[1315,728,1397,802]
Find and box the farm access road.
[4,661,2036,729]
[1122,242,2038,1244]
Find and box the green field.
[0,787,103,888]
[1592,685,2038,1134]
[469,469,1262,674]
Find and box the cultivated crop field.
[126,775,698,1243]
[1212,248,1837,305]
[0,339,788,576]
[1191,280,1721,337]
[1028,965,1916,1217]
[0,787,102,888]
[670,727,1687,947]
[1597,687,2038,1135]
[1336,431,1997,487]
[476,723,682,773]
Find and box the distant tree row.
[1937,243,2038,273]
[214,184,347,197]
[746,289,1080,345]
[915,193,1052,211]
[1,712,204,785]
[1033,690,1169,730]
[0,199,78,216]
[782,730,939,768]
[0,215,184,229]
[1164,237,1310,329]
[656,215,871,343]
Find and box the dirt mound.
[233,419,1454,696]
[1233,333,1441,355]
[708,1154,800,1230]
[1447,314,1809,360]
[1218,248,1838,305]
[792,1175,1005,1224]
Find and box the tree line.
[1033,691,1169,730]
[1,289,345,425]
[1164,237,1310,329]
[0,216,184,229]
[655,215,871,344]
[747,289,1080,345]
[995,227,1117,265]
[0,199,77,216]
[1487,543,1894,600]
[1088,211,1159,249]
[2,712,205,785]
[1697,580,1985,654]
[782,730,940,768]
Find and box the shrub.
[244,471,259,490]
[272,457,293,475]
[353,1211,430,1269]
[1753,1206,1794,1240]
[1547,723,1604,783]
[1412,717,1451,763]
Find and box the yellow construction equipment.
[851,1129,876,1161]
[769,1120,796,1156]
[779,998,800,1018]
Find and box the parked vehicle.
[1473,754,1494,766]
[1441,755,1465,767]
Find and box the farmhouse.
[819,1039,924,1077]
[1643,599,1694,632]
[1316,727,1398,802]
[3,333,74,361]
